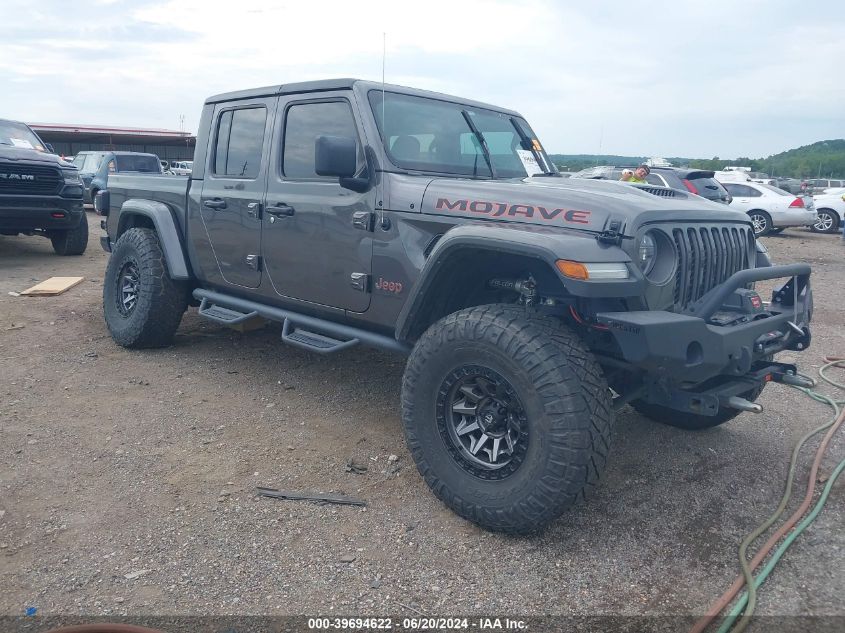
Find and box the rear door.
[723,183,761,210]
[261,92,374,312]
[199,99,275,289]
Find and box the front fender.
[116,199,190,280]
[395,223,638,342]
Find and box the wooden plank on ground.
[20,276,85,296]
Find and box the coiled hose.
[692,356,845,633]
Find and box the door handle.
[266,203,295,217]
[203,198,227,209]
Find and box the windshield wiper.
[461,110,497,179]
[509,117,556,176]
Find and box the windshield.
[72,153,105,173]
[115,155,161,173]
[0,120,46,151]
[368,91,554,179]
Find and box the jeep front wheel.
[103,227,188,348]
[401,305,613,534]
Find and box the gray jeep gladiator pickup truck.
[1,118,87,255]
[97,79,813,533]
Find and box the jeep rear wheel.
[103,227,188,348]
[50,213,89,256]
[401,305,613,534]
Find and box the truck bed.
[107,173,190,226]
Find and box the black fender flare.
[395,223,635,343]
[116,199,191,280]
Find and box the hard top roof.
[205,78,521,116]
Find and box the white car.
[810,191,845,234]
[721,181,818,236]
[170,160,193,176]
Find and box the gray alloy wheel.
[748,211,771,236]
[812,209,839,234]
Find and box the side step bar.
[281,318,359,355]
[198,298,259,324]
[193,289,410,356]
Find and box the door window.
[213,107,267,178]
[724,183,759,197]
[282,101,362,179]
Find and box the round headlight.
[636,229,676,285]
[637,233,657,276]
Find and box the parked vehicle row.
[571,165,828,237]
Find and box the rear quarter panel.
[107,173,190,236]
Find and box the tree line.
[549,139,845,179]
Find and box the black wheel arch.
[114,199,192,280]
[395,226,637,344]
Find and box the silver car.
[721,181,818,236]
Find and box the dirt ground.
[1,213,843,628]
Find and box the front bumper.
[0,194,85,232]
[597,264,812,387]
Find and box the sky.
[2,0,844,159]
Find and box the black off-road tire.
[631,383,765,431]
[401,304,613,534]
[103,228,188,348]
[50,213,89,255]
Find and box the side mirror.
[315,135,357,178]
[45,143,55,153]
[94,189,110,216]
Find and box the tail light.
[789,197,805,208]
[681,178,699,194]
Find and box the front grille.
[671,224,755,310]
[0,162,62,195]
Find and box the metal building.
[28,123,196,161]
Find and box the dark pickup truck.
[97,79,813,533]
[0,118,87,255]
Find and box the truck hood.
[0,145,70,168]
[421,176,750,236]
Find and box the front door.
[262,94,375,312]
[199,98,275,288]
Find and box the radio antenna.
[381,32,386,130]
[379,32,387,228]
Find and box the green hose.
[720,359,845,633]
[717,453,845,633]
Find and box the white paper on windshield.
[517,149,543,176]
[10,138,34,149]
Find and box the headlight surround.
[636,229,676,285]
[61,168,81,184]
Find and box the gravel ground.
[0,213,843,629]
